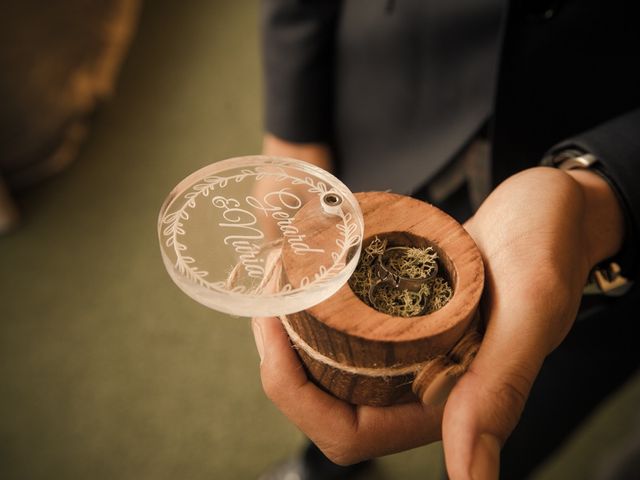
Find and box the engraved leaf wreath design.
[162,163,361,295]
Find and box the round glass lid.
[158,156,364,317]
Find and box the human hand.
[442,166,623,478]
[252,166,624,479]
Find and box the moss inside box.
[348,236,453,317]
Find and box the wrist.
[543,148,632,296]
[565,168,625,269]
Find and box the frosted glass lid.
[158,156,364,317]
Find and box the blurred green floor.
[2,1,640,479]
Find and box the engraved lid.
[158,156,364,317]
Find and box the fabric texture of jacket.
[261,0,640,278]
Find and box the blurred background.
[2,1,640,478]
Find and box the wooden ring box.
[281,191,484,406]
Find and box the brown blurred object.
[0,177,19,234]
[0,0,142,230]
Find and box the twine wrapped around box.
[281,192,485,406]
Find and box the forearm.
[262,133,334,172]
[261,0,339,144]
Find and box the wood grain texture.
[282,191,484,406]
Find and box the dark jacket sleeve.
[548,108,640,278]
[261,0,341,143]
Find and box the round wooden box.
[281,191,484,406]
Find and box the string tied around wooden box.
[280,313,483,405]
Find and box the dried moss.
[348,236,453,317]
[385,246,438,279]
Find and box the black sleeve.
[261,0,341,143]
[548,108,640,279]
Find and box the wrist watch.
[544,149,632,297]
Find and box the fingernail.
[251,318,265,364]
[470,433,500,480]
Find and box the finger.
[252,316,443,464]
[442,277,550,479]
[252,316,356,442]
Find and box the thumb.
[442,293,550,479]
